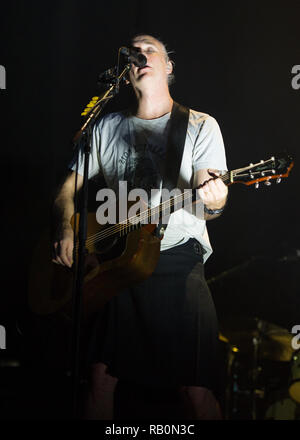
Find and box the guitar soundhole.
[94,229,128,262]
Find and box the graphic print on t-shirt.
[122,121,168,205]
[124,143,164,196]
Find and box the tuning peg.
[255,182,259,189]
[264,180,272,186]
[276,177,281,184]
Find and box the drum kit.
[219,317,300,420]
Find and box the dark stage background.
[0,0,299,420]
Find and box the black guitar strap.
[155,101,190,237]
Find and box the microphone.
[120,47,147,68]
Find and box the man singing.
[52,33,228,420]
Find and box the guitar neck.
[129,172,231,228]
[87,155,293,243]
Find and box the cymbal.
[219,317,295,362]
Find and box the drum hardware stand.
[225,345,251,419]
[250,319,267,420]
[251,335,260,420]
[225,344,238,419]
[225,320,266,420]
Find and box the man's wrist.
[204,204,225,216]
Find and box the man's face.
[129,35,172,89]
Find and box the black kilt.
[87,238,221,395]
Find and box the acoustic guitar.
[28,154,294,321]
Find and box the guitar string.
[79,171,251,249]
[75,167,277,251]
[75,160,280,250]
[76,189,195,251]
[75,172,231,251]
[84,166,273,248]
[78,191,192,251]
[232,159,274,174]
[81,173,230,247]
[77,167,276,250]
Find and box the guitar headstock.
[229,154,294,188]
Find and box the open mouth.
[138,65,151,72]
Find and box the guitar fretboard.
[83,173,230,248]
[78,154,293,250]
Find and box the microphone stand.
[70,63,131,419]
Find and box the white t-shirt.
[70,108,227,262]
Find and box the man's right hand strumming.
[52,227,74,268]
[52,171,83,268]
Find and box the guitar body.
[28,153,294,322]
[28,213,161,321]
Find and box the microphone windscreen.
[135,53,147,68]
[119,46,147,68]
[120,46,130,56]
